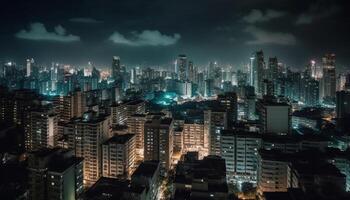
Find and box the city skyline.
[1,1,350,200]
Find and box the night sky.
[1,0,349,70]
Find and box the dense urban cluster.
[1,51,350,200]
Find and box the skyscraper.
[26,58,34,77]
[188,61,194,82]
[251,51,265,96]
[208,61,216,79]
[27,148,83,200]
[320,53,336,101]
[111,99,146,125]
[26,107,58,151]
[217,92,238,126]
[256,97,291,135]
[175,54,188,81]
[301,72,319,106]
[56,90,86,122]
[102,134,136,179]
[268,57,278,81]
[66,111,111,186]
[336,91,350,119]
[144,116,173,173]
[249,56,255,87]
[112,56,121,80]
[257,150,289,194]
[127,114,146,162]
[220,130,261,183]
[204,79,214,97]
[182,121,208,158]
[204,109,227,156]
[308,60,317,78]
[130,67,137,84]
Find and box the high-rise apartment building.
[66,111,111,186]
[26,107,58,151]
[56,90,86,122]
[257,97,291,135]
[251,51,265,96]
[220,130,262,183]
[102,134,136,179]
[111,99,145,125]
[144,116,173,173]
[204,109,227,156]
[173,154,229,199]
[175,54,188,81]
[188,61,195,82]
[217,92,238,126]
[182,121,208,158]
[336,91,350,119]
[127,114,146,162]
[26,58,34,77]
[112,56,121,80]
[257,149,289,194]
[320,53,336,101]
[268,57,278,81]
[27,148,83,200]
[301,72,319,106]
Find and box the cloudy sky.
[0,0,349,70]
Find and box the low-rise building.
[173,154,229,200]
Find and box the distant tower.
[217,92,238,127]
[308,60,317,78]
[268,57,278,81]
[301,71,319,106]
[249,56,255,87]
[336,91,350,119]
[208,61,215,79]
[130,68,137,84]
[251,51,265,96]
[176,54,188,81]
[144,117,174,173]
[204,109,227,156]
[320,53,336,101]
[112,56,121,80]
[188,61,194,82]
[204,79,214,97]
[26,58,34,77]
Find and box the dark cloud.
[243,9,287,23]
[244,26,296,45]
[295,2,341,25]
[69,18,103,23]
[109,30,181,46]
[15,23,80,42]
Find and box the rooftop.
[103,134,135,145]
[84,177,145,200]
[132,160,159,178]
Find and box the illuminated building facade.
[111,99,145,125]
[336,91,350,119]
[27,148,83,200]
[220,130,261,183]
[204,109,228,156]
[175,54,188,81]
[320,53,336,101]
[26,107,58,151]
[182,121,208,158]
[127,114,146,162]
[257,150,289,194]
[257,97,291,135]
[102,134,136,179]
[66,111,111,186]
[144,116,173,173]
